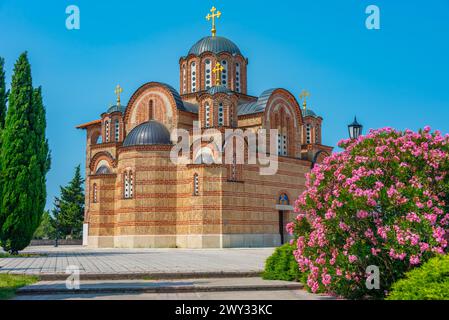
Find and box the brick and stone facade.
[77,33,332,248]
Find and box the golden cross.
[206,6,222,38]
[212,62,224,86]
[300,90,310,110]
[115,85,123,106]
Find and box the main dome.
[123,120,172,147]
[188,36,242,56]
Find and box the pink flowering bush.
[291,127,449,299]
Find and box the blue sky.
[1,0,448,209]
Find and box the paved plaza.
[0,246,274,277]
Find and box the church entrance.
[278,210,285,245]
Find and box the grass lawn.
[0,274,38,300]
[0,253,46,258]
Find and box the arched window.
[193,174,199,196]
[205,59,212,89]
[306,124,312,144]
[235,63,241,92]
[205,102,211,128]
[221,60,228,87]
[105,120,110,143]
[114,119,120,142]
[148,100,154,120]
[190,62,197,93]
[93,183,98,203]
[218,103,224,127]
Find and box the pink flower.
[410,255,420,265]
[348,255,358,263]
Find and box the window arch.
[193,173,199,196]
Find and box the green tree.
[0,52,51,254]
[33,211,56,240]
[0,57,7,130]
[53,165,85,239]
[0,57,7,236]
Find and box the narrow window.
[93,183,98,203]
[218,103,224,127]
[205,102,210,128]
[221,60,228,87]
[105,120,110,143]
[315,125,320,144]
[193,174,199,196]
[205,60,212,89]
[231,153,237,181]
[235,63,241,92]
[124,172,130,199]
[129,171,134,199]
[182,64,187,94]
[306,124,311,144]
[282,134,287,156]
[190,62,196,93]
[115,119,120,142]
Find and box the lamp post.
[348,116,363,140]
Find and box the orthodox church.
[77,7,332,248]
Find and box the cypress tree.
[0,57,6,235]
[0,52,50,254]
[0,57,7,130]
[52,165,84,239]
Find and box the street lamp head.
[348,116,363,140]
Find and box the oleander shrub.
[290,127,449,299]
[263,243,303,282]
[387,254,449,300]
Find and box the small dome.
[188,36,242,56]
[107,104,126,114]
[96,165,111,175]
[302,109,318,118]
[207,85,232,95]
[123,120,172,147]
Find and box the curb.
[17,283,304,296]
[7,271,263,281]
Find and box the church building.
[77,7,332,248]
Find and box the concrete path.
[0,246,274,278]
[14,277,336,300]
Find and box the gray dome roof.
[188,36,242,56]
[123,121,172,147]
[302,109,318,118]
[96,165,111,175]
[107,104,126,114]
[207,86,232,95]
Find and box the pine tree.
[52,165,85,239]
[0,52,51,254]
